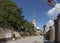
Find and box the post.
[49,26,55,42]
[57,14,60,43]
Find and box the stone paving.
[6,36,53,43]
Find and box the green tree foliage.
[0,0,23,29]
[0,0,35,34]
[23,20,35,35]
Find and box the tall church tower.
[32,12,36,27]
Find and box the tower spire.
[32,12,36,27]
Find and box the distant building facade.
[35,29,42,35]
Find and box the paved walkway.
[7,36,44,43]
[6,36,53,43]
[44,40,54,43]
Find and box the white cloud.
[46,4,60,31]
[47,4,60,20]
[47,20,54,27]
[36,27,40,29]
[46,20,54,31]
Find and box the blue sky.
[12,0,60,30]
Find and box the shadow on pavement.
[44,40,54,43]
[34,41,42,43]
[0,38,7,43]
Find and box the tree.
[23,20,35,35]
[0,0,23,30]
[0,0,35,36]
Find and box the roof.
[36,29,42,31]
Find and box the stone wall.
[54,13,60,43]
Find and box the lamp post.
[43,24,46,34]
